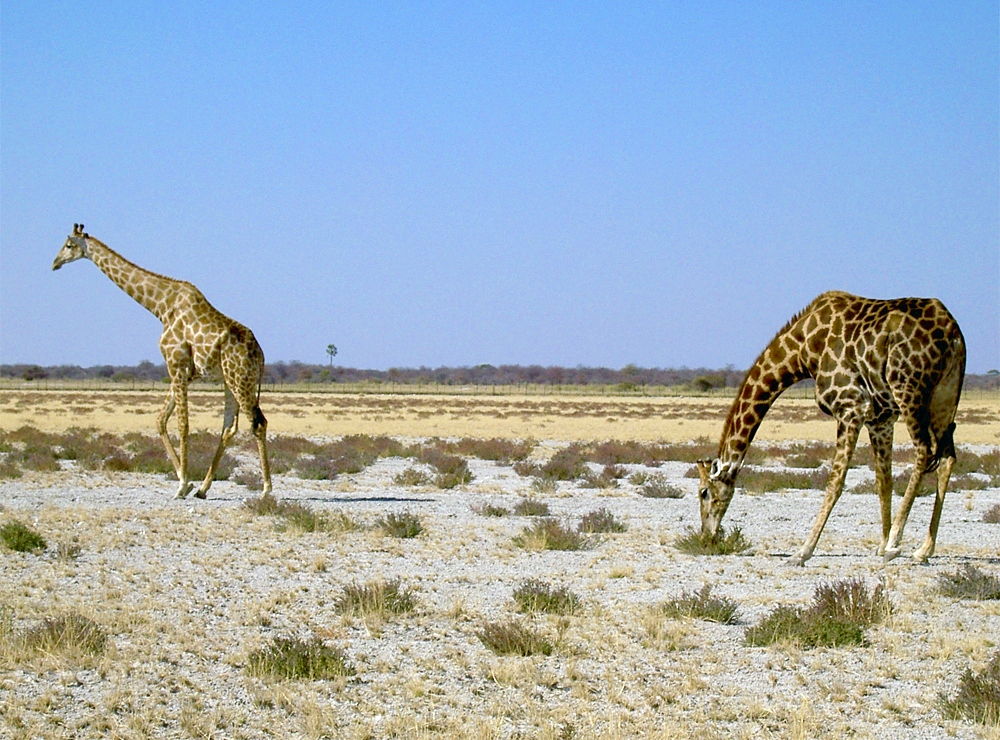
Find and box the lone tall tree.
[326,344,338,367]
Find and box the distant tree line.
[3,362,998,391]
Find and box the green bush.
[1,520,46,553]
[745,577,890,648]
[512,498,550,517]
[636,474,685,499]
[673,526,751,556]
[334,578,418,619]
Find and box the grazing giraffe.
[696,290,965,565]
[52,224,272,499]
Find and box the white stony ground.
[1,443,998,740]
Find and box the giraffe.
[695,290,965,565]
[52,224,272,499]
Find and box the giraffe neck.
[84,238,179,323]
[716,335,810,479]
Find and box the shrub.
[393,467,432,487]
[783,442,833,469]
[939,650,1000,725]
[637,474,685,499]
[513,579,582,615]
[577,507,628,534]
[515,444,589,481]
[745,577,890,648]
[982,504,1000,524]
[334,578,418,619]
[245,636,353,680]
[0,458,23,479]
[478,620,553,657]
[673,526,751,556]
[512,498,550,517]
[452,438,534,463]
[937,564,1000,600]
[1,520,46,553]
[472,502,509,517]
[658,584,740,624]
[377,510,423,538]
[243,493,360,533]
[232,469,264,491]
[21,613,108,657]
[513,518,591,551]
[415,447,474,488]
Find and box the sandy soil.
[2,388,998,444]
[1,391,999,739]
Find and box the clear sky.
[2,2,998,372]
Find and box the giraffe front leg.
[158,392,191,498]
[788,419,859,566]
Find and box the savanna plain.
[2,388,999,740]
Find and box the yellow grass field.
[2,388,998,445]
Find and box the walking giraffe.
[696,291,965,565]
[53,224,272,499]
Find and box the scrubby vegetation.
[245,636,353,680]
[673,526,752,556]
[937,564,1000,600]
[477,620,553,657]
[656,584,740,624]
[512,579,583,615]
[745,577,891,648]
[939,650,1000,726]
[0,519,46,553]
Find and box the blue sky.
[2,2,997,372]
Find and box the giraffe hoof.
[175,483,194,499]
[883,547,902,562]
[193,489,208,500]
[787,554,808,567]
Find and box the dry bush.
[937,564,1000,600]
[472,502,510,517]
[739,467,827,493]
[513,518,591,551]
[983,504,1000,524]
[514,444,589,481]
[512,498,550,517]
[939,650,1000,726]
[657,584,740,624]
[377,510,423,538]
[393,467,432,487]
[577,507,628,534]
[512,579,582,615]
[635,473,685,499]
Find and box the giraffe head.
[696,458,737,541]
[52,224,90,270]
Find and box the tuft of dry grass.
[334,578,418,621]
[477,619,553,656]
[245,635,353,681]
[512,579,583,615]
[635,473,685,498]
[512,498,550,517]
[512,518,591,551]
[19,613,109,659]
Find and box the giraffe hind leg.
[250,402,272,494]
[867,422,895,556]
[195,387,239,499]
[913,423,956,562]
[883,445,931,562]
